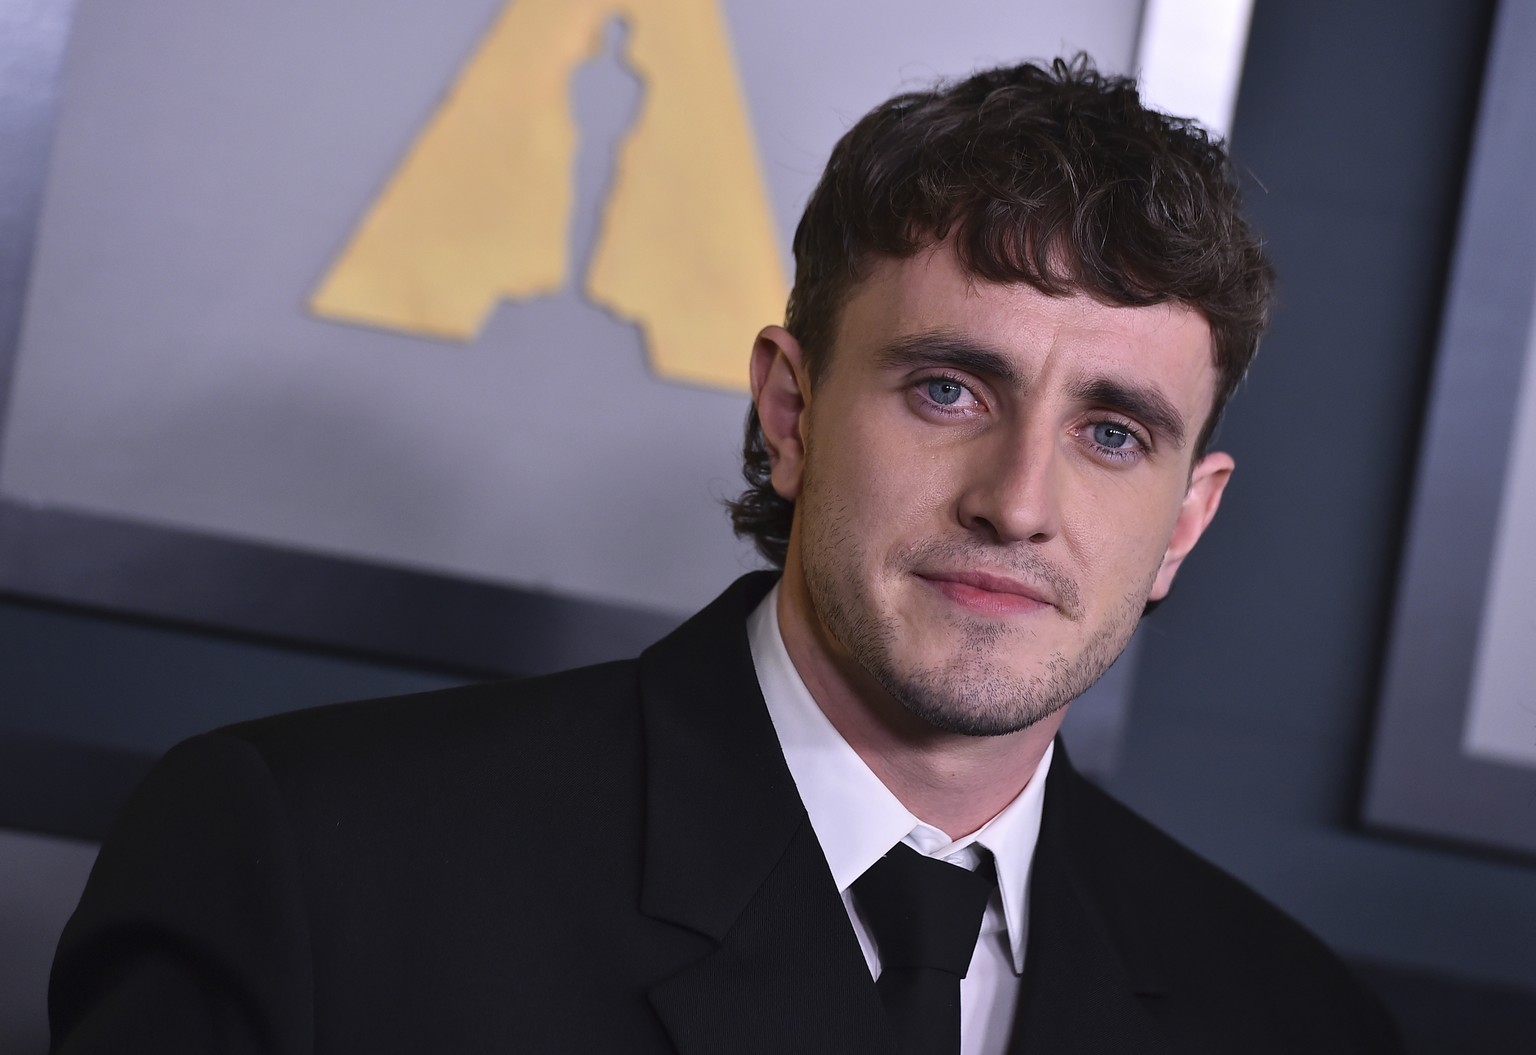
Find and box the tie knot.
[852,843,994,977]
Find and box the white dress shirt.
[747,584,1054,1055]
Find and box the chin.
[872,658,1078,738]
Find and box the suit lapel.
[1010,749,1172,1055]
[647,819,891,1055]
[630,580,1172,1054]
[635,575,891,1055]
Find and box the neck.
[775,569,1062,839]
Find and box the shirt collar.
[748,582,1052,974]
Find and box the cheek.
[1061,479,1187,585]
[818,417,955,533]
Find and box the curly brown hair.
[729,55,1274,567]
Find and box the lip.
[916,570,1056,616]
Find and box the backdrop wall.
[3,0,1533,1051]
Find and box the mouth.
[915,570,1057,617]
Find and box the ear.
[1149,451,1234,601]
[750,325,812,501]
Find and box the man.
[50,57,1400,1053]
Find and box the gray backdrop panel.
[1365,0,1536,859]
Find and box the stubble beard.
[798,488,1151,738]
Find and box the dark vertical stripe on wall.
[1109,0,1525,994]
[1120,0,1495,825]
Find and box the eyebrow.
[873,332,1023,387]
[1070,377,1188,450]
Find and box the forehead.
[831,246,1219,420]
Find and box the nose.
[956,430,1062,544]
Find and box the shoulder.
[139,660,649,848]
[1058,769,1281,923]
[220,660,642,769]
[1053,764,1401,1051]
[200,570,780,783]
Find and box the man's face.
[754,243,1232,736]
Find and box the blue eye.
[1092,422,1136,449]
[927,379,966,405]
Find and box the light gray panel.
[0,0,1142,618]
[1464,299,1536,767]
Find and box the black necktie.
[852,843,994,1055]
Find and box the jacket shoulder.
[221,660,641,775]
[1058,768,1401,1051]
[174,661,649,861]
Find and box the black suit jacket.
[51,574,1399,1053]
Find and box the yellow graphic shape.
[309,0,786,391]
